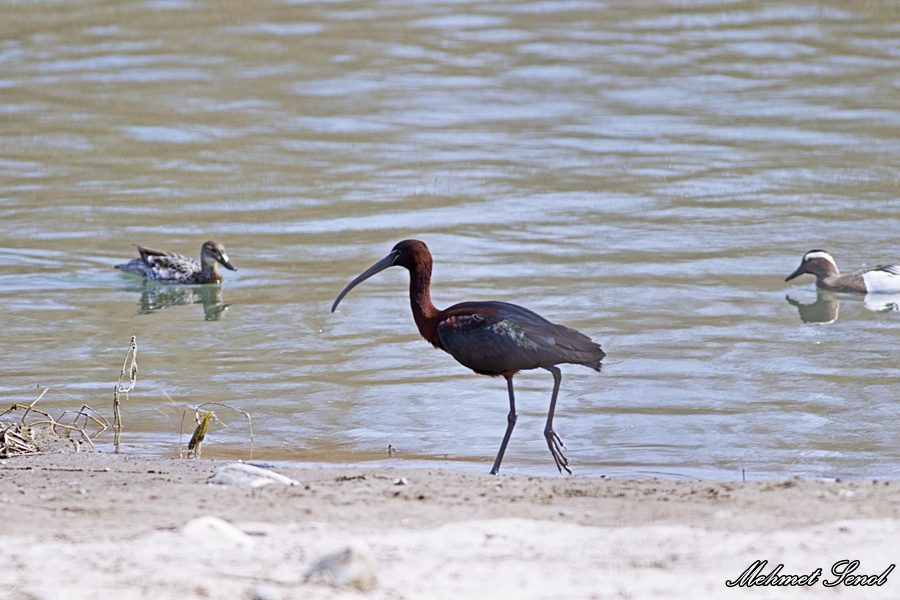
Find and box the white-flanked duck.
[786,249,900,293]
[116,240,237,284]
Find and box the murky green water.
[2,0,900,479]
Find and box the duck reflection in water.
[785,290,900,324]
[864,293,900,313]
[785,291,840,324]
[120,281,230,321]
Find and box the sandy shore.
[1,452,899,599]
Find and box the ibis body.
[331,239,605,475]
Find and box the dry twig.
[0,389,96,456]
[113,336,138,450]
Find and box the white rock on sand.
[207,462,301,487]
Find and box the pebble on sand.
[303,542,379,591]
[180,516,253,547]
[207,462,301,487]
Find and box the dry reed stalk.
[113,336,137,450]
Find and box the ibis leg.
[489,375,518,475]
[544,366,572,475]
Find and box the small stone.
[207,463,300,488]
[181,516,253,547]
[304,543,378,591]
[248,584,280,600]
[393,477,408,486]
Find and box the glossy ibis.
[331,239,605,475]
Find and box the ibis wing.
[436,301,604,375]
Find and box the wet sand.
[1,452,899,599]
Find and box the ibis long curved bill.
[331,250,399,312]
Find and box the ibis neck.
[408,263,442,347]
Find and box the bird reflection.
[122,281,230,321]
[864,293,900,313]
[786,290,900,323]
[785,290,840,324]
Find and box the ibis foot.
[544,428,572,475]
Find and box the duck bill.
[331,252,397,312]
[219,256,237,271]
[785,264,806,282]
